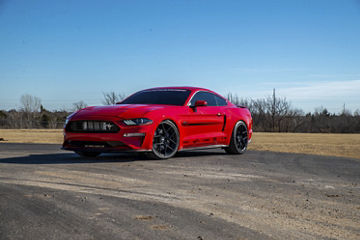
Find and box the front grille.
[66,120,120,133]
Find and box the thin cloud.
[235,80,360,112]
[234,67,304,73]
[276,80,360,100]
[307,73,360,78]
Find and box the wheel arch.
[147,118,181,159]
[163,118,183,148]
[150,117,181,148]
[225,118,248,146]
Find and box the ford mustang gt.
[62,87,253,159]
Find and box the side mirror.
[195,100,207,107]
[190,100,207,112]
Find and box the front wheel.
[225,121,248,154]
[146,120,179,159]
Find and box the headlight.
[122,118,153,126]
[65,118,70,126]
[64,112,76,126]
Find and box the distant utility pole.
[272,88,276,131]
[273,88,276,111]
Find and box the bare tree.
[20,94,41,113]
[48,116,59,129]
[341,103,352,116]
[19,94,42,128]
[226,93,240,105]
[102,92,125,105]
[226,93,255,114]
[251,98,267,131]
[265,89,291,132]
[73,101,87,111]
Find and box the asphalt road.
[0,143,359,240]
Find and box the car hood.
[72,104,168,119]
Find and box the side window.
[190,92,217,106]
[214,95,227,106]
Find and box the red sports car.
[62,87,252,159]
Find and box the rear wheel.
[146,120,179,159]
[225,121,248,154]
[75,151,101,157]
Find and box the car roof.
[143,86,211,92]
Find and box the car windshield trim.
[142,89,189,92]
[120,89,191,106]
[187,90,228,107]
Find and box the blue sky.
[0,0,359,113]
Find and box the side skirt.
[179,144,228,152]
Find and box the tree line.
[0,92,126,129]
[1,91,359,133]
[227,89,360,133]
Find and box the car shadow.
[0,153,143,164]
[0,150,227,165]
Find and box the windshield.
[120,89,191,106]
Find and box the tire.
[146,120,179,159]
[225,121,248,154]
[75,151,101,157]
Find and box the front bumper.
[61,143,151,153]
[63,119,156,152]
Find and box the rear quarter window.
[214,95,228,106]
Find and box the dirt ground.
[0,143,359,240]
[0,129,359,159]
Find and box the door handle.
[217,113,222,116]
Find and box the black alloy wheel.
[148,120,179,159]
[225,121,248,154]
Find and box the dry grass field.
[249,132,360,159]
[0,129,359,159]
[0,129,64,144]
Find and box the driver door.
[181,91,225,148]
